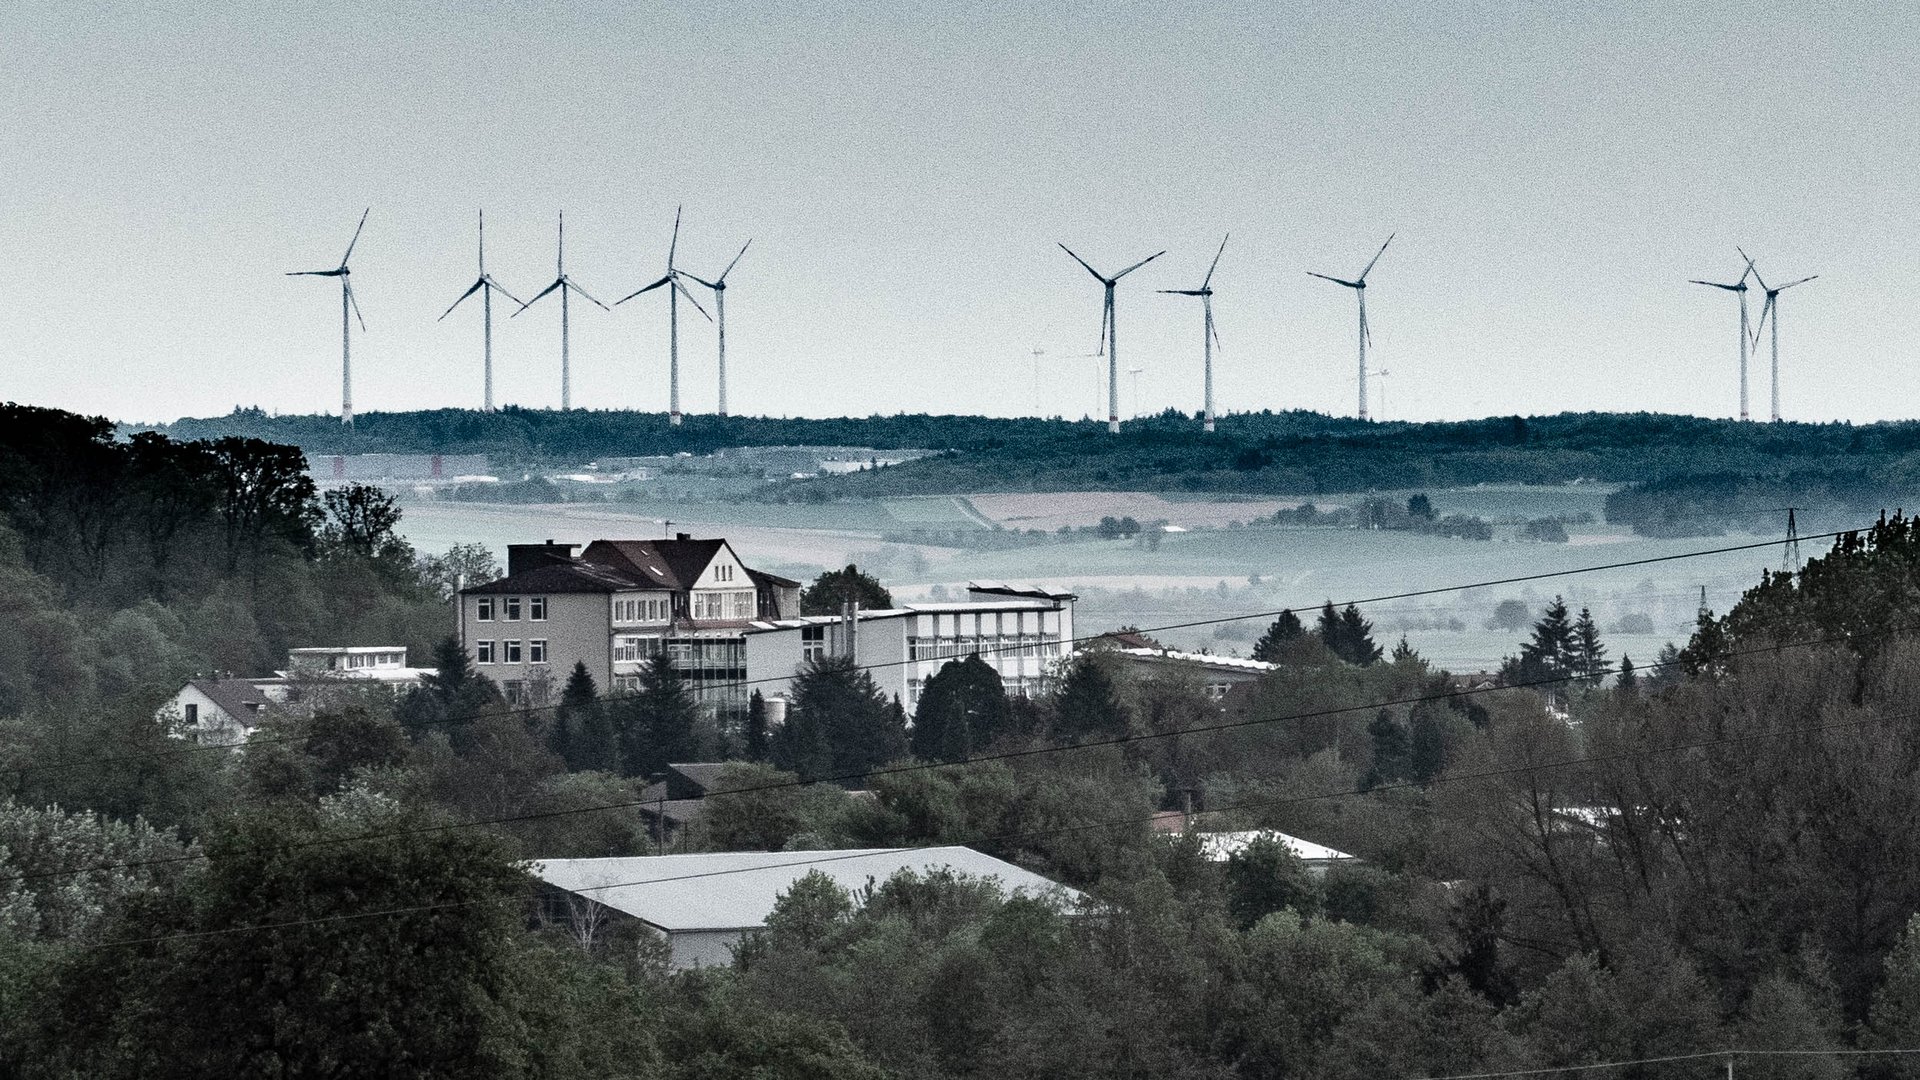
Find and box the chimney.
[675,532,691,542]
[507,541,578,577]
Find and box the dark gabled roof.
[747,567,801,589]
[582,538,727,591]
[187,678,272,726]
[667,762,731,795]
[463,561,643,595]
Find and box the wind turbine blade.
[340,207,370,267]
[1203,233,1229,289]
[1112,250,1165,279]
[1058,243,1105,282]
[346,282,366,331]
[616,274,674,305]
[513,279,565,315]
[1750,295,1773,347]
[680,272,719,290]
[1097,293,1111,356]
[567,281,611,310]
[1736,246,1767,290]
[439,278,486,320]
[674,277,713,320]
[1307,271,1362,288]
[1357,233,1394,281]
[478,208,486,272]
[485,276,525,308]
[718,239,752,283]
[1158,289,1206,296]
[1689,279,1741,291]
[557,210,566,273]
[1360,301,1371,347]
[1207,303,1222,351]
[668,205,682,269]
[1779,275,1819,290]
[286,270,340,277]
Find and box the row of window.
[906,634,1064,661]
[614,636,747,666]
[475,596,547,622]
[714,563,738,582]
[691,589,756,621]
[474,639,547,664]
[613,596,671,623]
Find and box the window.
[614,636,647,663]
[476,597,494,621]
[530,597,547,621]
[476,640,495,664]
[183,702,199,725]
[504,640,523,663]
[529,639,547,663]
[503,597,522,621]
[802,625,826,661]
[612,675,640,695]
[503,680,525,705]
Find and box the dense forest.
[142,406,1920,504]
[13,402,1920,1076]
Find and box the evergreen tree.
[911,654,1012,763]
[744,690,770,762]
[1315,601,1343,653]
[615,656,700,779]
[1409,712,1447,783]
[1251,610,1305,663]
[1331,604,1383,665]
[1049,652,1127,744]
[1615,655,1638,694]
[1364,710,1411,789]
[771,655,909,782]
[550,662,599,770]
[1572,606,1607,683]
[405,636,502,747]
[1506,596,1576,686]
[1391,635,1419,664]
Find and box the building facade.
[455,536,801,716]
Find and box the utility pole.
[1784,506,1803,575]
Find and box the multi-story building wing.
[457,535,801,714]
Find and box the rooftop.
[1110,647,1278,673]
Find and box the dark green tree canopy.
[911,654,1013,763]
[1252,609,1306,663]
[800,564,893,616]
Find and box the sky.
[3,1,1917,426]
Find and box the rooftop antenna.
[1308,233,1394,421]
[617,206,711,426]
[514,211,609,410]
[1738,248,1818,423]
[438,210,525,412]
[1689,253,1757,420]
[1059,243,1165,433]
[286,208,369,426]
[1160,233,1229,432]
[681,238,751,418]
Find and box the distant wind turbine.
[438,210,524,412]
[617,206,711,426]
[1689,254,1757,420]
[1308,233,1393,421]
[286,209,369,426]
[1738,248,1818,423]
[1059,243,1165,433]
[681,238,752,418]
[1160,234,1229,432]
[514,211,608,410]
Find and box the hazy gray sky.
[4,2,1917,425]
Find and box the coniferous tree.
[1049,652,1127,744]
[1408,712,1447,782]
[1505,596,1576,687]
[1315,601,1343,653]
[1572,606,1607,684]
[911,654,1012,763]
[1364,710,1411,788]
[744,690,770,763]
[616,656,700,779]
[1251,610,1305,663]
[550,662,598,770]
[1391,635,1418,664]
[771,655,908,782]
[1615,655,1638,694]
[1335,604,1383,665]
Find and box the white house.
[161,646,431,744]
[534,846,1084,969]
[162,678,274,746]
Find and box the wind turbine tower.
[1689,255,1756,420]
[618,206,711,426]
[286,209,369,426]
[438,210,524,412]
[1308,234,1394,420]
[1059,243,1165,433]
[515,212,609,410]
[1738,248,1818,423]
[1160,234,1229,432]
[682,239,752,417]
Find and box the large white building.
[743,582,1076,709]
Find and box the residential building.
[160,646,430,744]
[743,581,1076,710]
[456,536,801,716]
[1108,646,1276,702]
[162,678,273,746]
[534,847,1084,969]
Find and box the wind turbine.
[1689,254,1756,420]
[438,210,524,412]
[1308,234,1393,421]
[681,238,752,418]
[1059,243,1165,433]
[1160,234,1229,432]
[1738,248,1818,423]
[1128,366,1144,419]
[617,206,711,426]
[513,211,608,410]
[286,209,369,426]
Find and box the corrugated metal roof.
[1197,830,1357,864]
[1111,647,1278,673]
[534,847,1083,932]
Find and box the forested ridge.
[141,405,1920,499]
[15,402,1920,1075]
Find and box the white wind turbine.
[617,206,711,426]
[286,208,369,426]
[1059,243,1165,433]
[681,238,752,418]
[1738,248,1818,423]
[1308,233,1393,421]
[1689,254,1757,420]
[1160,234,1229,432]
[514,212,608,410]
[438,210,524,412]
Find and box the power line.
[13,611,1903,893]
[10,527,1852,783]
[1410,1047,1920,1080]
